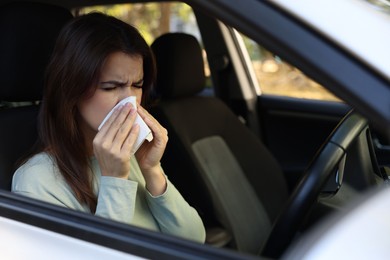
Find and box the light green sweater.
[12,152,205,243]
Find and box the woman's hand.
[93,103,140,179]
[136,105,168,195]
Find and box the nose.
[119,85,132,100]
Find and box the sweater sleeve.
[95,176,138,224]
[12,158,87,211]
[145,178,206,243]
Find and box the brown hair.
[37,12,156,212]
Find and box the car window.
[240,34,342,102]
[74,3,213,93]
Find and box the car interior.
[150,31,289,253]
[1,0,390,259]
[0,2,73,190]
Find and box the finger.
[137,105,153,120]
[111,106,138,151]
[101,103,133,141]
[99,104,125,133]
[137,105,163,132]
[138,106,168,141]
[94,105,128,148]
[122,124,140,156]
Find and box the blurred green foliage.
[76,2,339,101]
[77,3,192,45]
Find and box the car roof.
[272,0,390,82]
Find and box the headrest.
[0,2,73,102]
[151,33,205,99]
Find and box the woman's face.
[78,51,144,136]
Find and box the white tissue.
[98,96,153,153]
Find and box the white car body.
[0,216,142,260]
[273,0,390,80]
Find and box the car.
[1,0,390,259]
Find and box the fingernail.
[130,108,136,114]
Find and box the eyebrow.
[100,78,144,85]
[100,80,128,85]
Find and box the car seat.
[0,2,73,190]
[150,32,289,254]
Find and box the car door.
[0,190,259,260]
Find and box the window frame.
[0,190,253,259]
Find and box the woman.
[12,12,205,243]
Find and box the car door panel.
[257,95,350,189]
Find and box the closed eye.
[132,79,144,89]
[100,80,128,91]
[100,79,143,90]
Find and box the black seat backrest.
[0,2,73,190]
[150,33,289,253]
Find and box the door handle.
[373,137,390,152]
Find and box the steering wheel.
[261,111,382,258]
